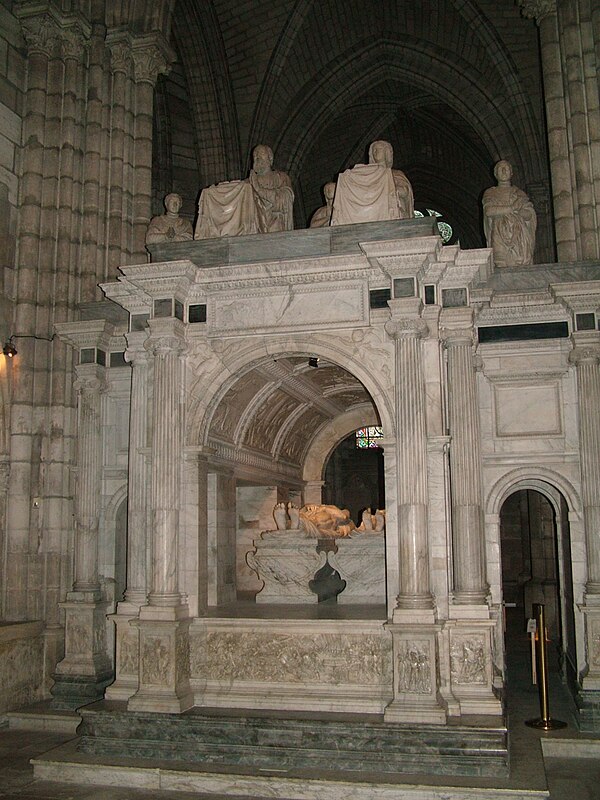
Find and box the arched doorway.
[499,484,577,684]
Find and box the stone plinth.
[246,532,325,603]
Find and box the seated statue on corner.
[195,144,294,239]
[482,160,537,267]
[273,502,356,538]
[145,193,193,245]
[309,182,336,228]
[331,139,414,226]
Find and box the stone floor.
[1,611,599,799]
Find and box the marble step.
[76,702,508,779]
[33,738,547,800]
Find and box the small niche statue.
[145,193,193,245]
[309,182,336,228]
[482,160,537,267]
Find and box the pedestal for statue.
[247,532,325,603]
[329,533,385,604]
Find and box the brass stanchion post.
[525,603,567,730]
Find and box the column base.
[577,602,600,731]
[127,605,193,714]
[50,598,112,710]
[384,621,447,725]
[105,603,141,701]
[446,616,502,717]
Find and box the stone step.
[76,702,509,779]
[33,738,548,800]
[6,702,81,734]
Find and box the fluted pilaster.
[441,309,487,605]
[385,298,433,611]
[569,333,600,594]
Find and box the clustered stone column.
[521,0,600,261]
[52,361,112,708]
[441,308,487,606]
[384,298,445,724]
[106,331,151,700]
[128,316,193,713]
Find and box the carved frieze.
[118,632,139,675]
[190,631,392,685]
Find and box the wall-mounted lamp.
[308,356,319,368]
[2,333,55,359]
[2,337,17,358]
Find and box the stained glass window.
[414,208,453,244]
[355,426,384,448]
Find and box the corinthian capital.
[518,0,556,23]
[569,345,600,367]
[385,317,428,340]
[109,40,133,74]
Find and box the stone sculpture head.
[494,160,513,185]
[368,140,394,168]
[164,193,183,214]
[323,182,336,204]
[252,144,274,176]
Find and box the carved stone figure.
[332,139,414,225]
[195,145,293,239]
[368,140,414,220]
[309,182,336,228]
[271,502,356,538]
[482,160,537,267]
[357,508,386,533]
[145,193,193,245]
[249,144,295,233]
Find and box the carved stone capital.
[109,40,132,74]
[569,345,600,367]
[144,334,187,358]
[385,318,429,341]
[518,0,556,23]
[20,15,60,57]
[132,44,171,85]
[58,25,89,60]
[125,331,150,365]
[440,327,475,348]
[73,363,107,396]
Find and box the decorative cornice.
[54,319,115,351]
[518,0,557,24]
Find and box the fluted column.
[569,333,600,595]
[106,330,151,701]
[52,358,112,708]
[385,298,433,611]
[146,318,186,605]
[441,308,487,605]
[72,364,105,593]
[128,316,193,713]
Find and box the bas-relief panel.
[493,382,562,437]
[0,637,45,712]
[450,636,487,685]
[190,631,392,686]
[209,283,367,335]
[279,407,327,463]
